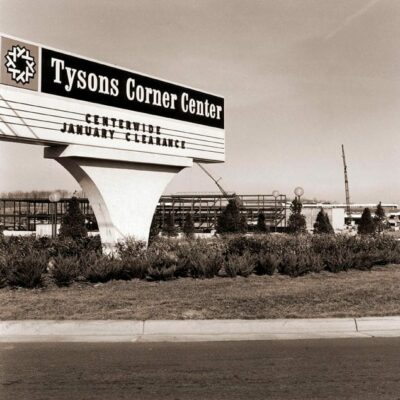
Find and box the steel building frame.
[156,194,287,231]
[0,194,287,232]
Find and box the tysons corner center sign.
[0,35,224,159]
[0,34,225,249]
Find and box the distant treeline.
[0,190,83,199]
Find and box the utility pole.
[341,145,352,224]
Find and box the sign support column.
[45,145,192,250]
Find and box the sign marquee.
[0,35,225,162]
[42,49,224,129]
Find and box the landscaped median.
[1,266,400,320]
[1,234,400,321]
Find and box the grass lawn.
[1,265,400,320]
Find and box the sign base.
[44,145,192,251]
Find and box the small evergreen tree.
[59,196,87,240]
[162,213,178,237]
[358,207,376,235]
[217,198,247,234]
[255,212,268,233]
[313,208,334,234]
[183,213,195,238]
[287,197,307,234]
[149,214,160,242]
[374,202,387,233]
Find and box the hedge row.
[0,234,400,288]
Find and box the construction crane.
[341,144,352,224]
[196,162,232,198]
[196,163,242,207]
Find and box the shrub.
[279,252,323,277]
[312,235,353,272]
[225,235,262,256]
[374,202,389,233]
[257,235,288,256]
[352,252,375,270]
[82,236,102,253]
[287,198,307,234]
[7,252,47,288]
[59,196,88,240]
[47,236,102,258]
[311,234,400,272]
[50,256,81,287]
[116,237,146,259]
[0,255,7,288]
[255,251,280,276]
[225,252,256,277]
[177,241,224,278]
[372,235,400,252]
[119,255,149,280]
[149,215,161,243]
[320,248,355,273]
[47,238,83,258]
[217,198,247,234]
[143,238,180,280]
[1,233,400,288]
[365,250,392,267]
[383,250,400,265]
[358,208,375,235]
[1,235,37,257]
[347,246,400,270]
[193,251,223,278]
[146,250,178,281]
[182,213,195,239]
[146,264,177,281]
[162,213,178,237]
[255,212,268,233]
[313,208,334,234]
[81,243,149,282]
[82,254,125,283]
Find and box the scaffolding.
[0,194,287,233]
[0,198,93,231]
[157,194,287,231]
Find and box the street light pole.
[294,186,304,202]
[272,190,280,232]
[49,191,61,239]
[293,186,305,231]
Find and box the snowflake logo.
[4,45,36,85]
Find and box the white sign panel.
[0,34,225,162]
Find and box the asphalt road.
[1,338,400,400]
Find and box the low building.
[297,203,399,232]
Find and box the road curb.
[1,317,400,342]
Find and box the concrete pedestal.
[44,145,192,251]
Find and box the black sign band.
[41,49,224,129]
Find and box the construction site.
[0,193,286,234]
[1,148,399,235]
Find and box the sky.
[0,0,399,203]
